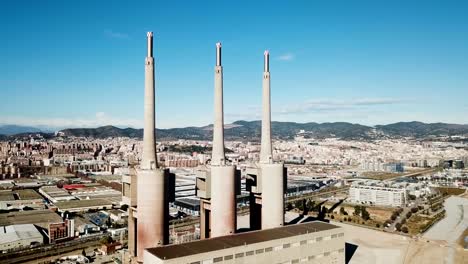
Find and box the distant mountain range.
[0,125,43,135]
[2,121,467,141]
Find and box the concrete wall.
[144,226,345,264]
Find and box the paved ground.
[423,196,468,264]
[334,195,468,264]
[334,222,449,264]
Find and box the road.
[383,168,439,182]
[423,195,468,264]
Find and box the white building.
[0,224,43,252]
[349,184,407,207]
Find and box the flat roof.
[0,210,62,229]
[17,189,43,200]
[54,198,113,209]
[0,189,42,201]
[0,191,15,201]
[146,221,340,260]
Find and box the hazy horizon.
[1,1,468,128]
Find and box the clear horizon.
[1,1,468,129]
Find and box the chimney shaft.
[147,32,153,57]
[216,42,222,66]
[212,42,225,166]
[142,32,158,169]
[260,50,272,163]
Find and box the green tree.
[361,207,370,220]
[354,205,362,216]
[401,226,409,233]
[395,223,402,231]
[100,236,113,245]
[340,207,348,215]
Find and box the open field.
[333,221,449,264]
[361,171,404,180]
[435,187,466,196]
[406,214,435,235]
[326,203,393,227]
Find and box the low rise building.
[144,221,345,264]
[39,186,76,203]
[349,183,407,207]
[0,224,43,252]
[54,198,114,213]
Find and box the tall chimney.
[136,32,169,262]
[142,32,157,170]
[211,42,225,166]
[207,42,236,238]
[260,50,272,163]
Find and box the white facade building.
[349,184,407,207]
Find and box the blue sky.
[1,0,467,129]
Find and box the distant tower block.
[196,43,238,239]
[135,32,174,263]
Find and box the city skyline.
[1,1,468,129]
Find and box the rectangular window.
[213,257,223,263]
[300,240,307,245]
[331,234,337,239]
[235,253,244,258]
[316,237,323,242]
[292,259,299,264]
[255,249,264,254]
[246,251,254,256]
[283,243,290,249]
[224,255,233,260]
[308,256,315,261]
[265,247,273,252]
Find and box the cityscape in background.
[1,1,468,264]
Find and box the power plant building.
[125,33,344,264]
[143,221,345,264]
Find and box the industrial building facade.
[349,184,407,207]
[143,221,345,264]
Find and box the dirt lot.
[435,187,466,196]
[406,214,433,235]
[327,203,393,225]
[361,171,404,180]
[334,221,451,264]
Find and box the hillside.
[56,120,468,140]
[375,122,468,137]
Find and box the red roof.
[63,184,85,190]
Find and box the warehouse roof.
[146,221,340,260]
